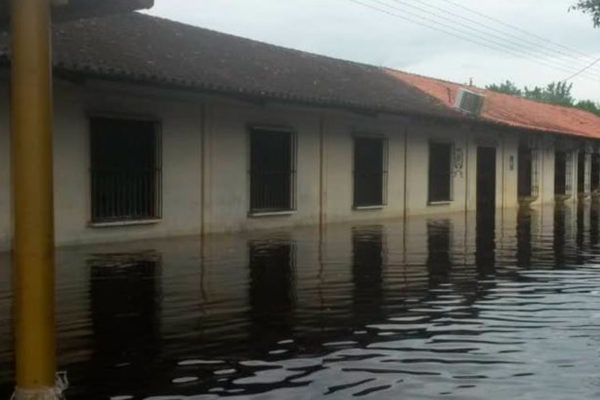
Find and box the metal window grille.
[428,142,452,202]
[353,137,388,207]
[249,129,295,212]
[90,117,162,223]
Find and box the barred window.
[90,117,161,223]
[249,128,295,212]
[353,137,388,207]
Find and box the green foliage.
[486,79,600,116]
[485,80,522,96]
[575,99,600,116]
[523,81,574,106]
[571,0,600,27]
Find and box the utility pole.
[10,0,57,398]
[7,2,154,398]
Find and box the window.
[353,137,387,207]
[250,128,295,212]
[518,146,539,198]
[592,153,600,192]
[555,151,567,195]
[90,117,161,223]
[428,142,452,202]
[577,150,586,194]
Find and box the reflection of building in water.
[516,208,533,269]
[591,200,600,247]
[84,251,162,398]
[475,212,496,276]
[248,239,295,353]
[352,226,384,324]
[554,204,567,268]
[426,219,452,287]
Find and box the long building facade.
[0,13,599,251]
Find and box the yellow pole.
[10,0,57,398]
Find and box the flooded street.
[2,203,600,399]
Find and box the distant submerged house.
[0,12,599,250]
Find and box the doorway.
[477,146,497,218]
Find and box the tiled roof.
[0,13,456,119]
[386,69,600,139]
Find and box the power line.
[563,55,600,82]
[357,0,600,80]
[374,0,600,80]
[408,0,600,74]
[440,0,597,62]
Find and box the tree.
[575,99,600,115]
[523,81,574,106]
[486,80,522,96]
[571,0,600,27]
[485,80,600,115]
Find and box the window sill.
[248,210,296,218]
[428,201,452,206]
[353,205,385,210]
[90,219,161,228]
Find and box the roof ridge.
[385,66,600,119]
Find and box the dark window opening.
[428,142,452,202]
[518,146,533,198]
[577,150,586,194]
[91,117,161,223]
[353,137,386,207]
[555,151,567,195]
[250,129,294,212]
[592,153,600,192]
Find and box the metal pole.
[10,0,58,398]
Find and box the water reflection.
[516,207,533,268]
[74,252,162,398]
[248,239,295,354]
[352,226,384,325]
[427,219,452,286]
[475,212,496,276]
[2,203,600,398]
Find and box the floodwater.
[2,203,600,399]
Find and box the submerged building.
[0,13,599,250]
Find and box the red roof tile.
[386,69,600,139]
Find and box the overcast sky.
[146,0,600,101]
